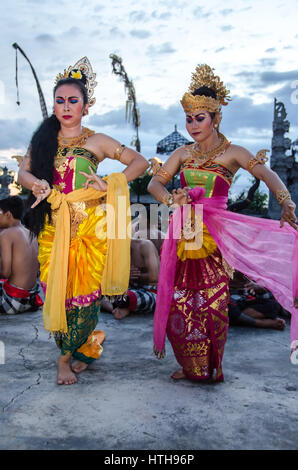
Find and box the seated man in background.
[228,271,286,330]
[131,206,166,255]
[101,238,160,320]
[0,196,44,314]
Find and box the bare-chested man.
[101,238,160,319]
[0,196,44,314]
[131,208,166,255]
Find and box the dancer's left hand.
[80,166,108,192]
[172,187,191,206]
[280,199,298,230]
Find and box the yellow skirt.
[38,203,107,309]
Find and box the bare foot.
[71,360,89,374]
[112,307,130,320]
[275,318,286,330]
[57,355,77,385]
[255,318,286,330]
[171,369,187,380]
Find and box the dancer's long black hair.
[24,77,88,237]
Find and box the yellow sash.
[43,173,131,334]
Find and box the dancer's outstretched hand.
[80,166,108,192]
[31,179,51,208]
[280,199,298,230]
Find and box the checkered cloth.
[0,279,44,315]
[126,285,157,313]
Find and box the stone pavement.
[0,308,297,450]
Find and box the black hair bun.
[68,69,87,86]
[192,86,217,100]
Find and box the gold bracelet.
[156,167,172,184]
[247,149,269,173]
[148,157,162,176]
[114,144,126,161]
[276,189,291,205]
[162,193,174,206]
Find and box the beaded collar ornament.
[188,132,231,166]
[57,127,95,149]
[55,57,97,107]
[181,64,231,114]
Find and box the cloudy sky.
[0,0,297,194]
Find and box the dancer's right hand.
[31,179,51,208]
[80,167,108,192]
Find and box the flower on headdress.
[55,57,97,106]
[70,70,83,80]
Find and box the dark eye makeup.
[186,115,206,124]
[55,97,79,104]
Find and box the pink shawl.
[153,186,298,357]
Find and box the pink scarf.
[153,186,298,356]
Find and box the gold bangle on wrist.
[276,189,291,205]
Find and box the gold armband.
[156,167,172,184]
[247,149,269,173]
[162,193,174,206]
[148,157,162,176]
[114,144,126,161]
[276,189,291,205]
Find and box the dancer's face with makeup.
[54,83,88,127]
[185,110,214,143]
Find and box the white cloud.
[130,30,152,39]
[220,25,234,31]
[0,0,297,178]
[147,42,176,56]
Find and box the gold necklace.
[57,126,94,149]
[191,132,230,166]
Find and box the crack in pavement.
[2,373,41,412]
[18,325,39,370]
[2,324,41,413]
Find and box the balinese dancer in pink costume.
[148,64,298,382]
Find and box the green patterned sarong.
[54,300,103,364]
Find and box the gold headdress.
[181,64,231,114]
[55,57,97,107]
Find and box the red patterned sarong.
[166,247,230,382]
[0,279,44,315]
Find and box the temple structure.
[0,167,13,200]
[130,125,190,203]
[269,98,298,219]
[156,124,191,192]
[156,124,191,156]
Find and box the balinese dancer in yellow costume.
[18,57,149,385]
[148,64,298,382]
